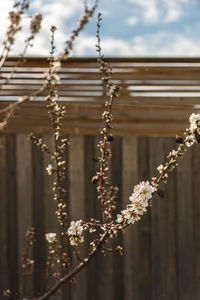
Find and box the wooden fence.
[1,57,200,299]
[0,132,200,300]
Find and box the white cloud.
[126,16,138,25]
[72,35,133,56]
[71,31,200,57]
[31,0,83,21]
[128,0,161,23]
[129,31,200,56]
[163,0,193,22]
[128,0,195,23]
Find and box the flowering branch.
[108,113,200,235]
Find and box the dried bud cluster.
[46,232,71,279]
[3,289,11,297]
[63,0,98,57]
[44,27,69,236]
[92,13,120,223]
[9,11,21,26]
[28,133,51,154]
[22,227,35,275]
[1,1,29,65]
[46,98,66,141]
[30,13,42,34]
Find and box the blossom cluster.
[67,220,85,246]
[116,181,156,226]
[185,113,200,147]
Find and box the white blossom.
[134,181,156,202]
[68,220,83,236]
[54,104,60,112]
[52,61,61,72]
[46,164,53,175]
[185,134,196,148]
[157,164,164,173]
[171,150,177,157]
[45,232,57,243]
[68,220,85,246]
[116,213,124,223]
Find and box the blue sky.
[1,0,200,57]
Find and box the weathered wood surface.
[0,133,200,299]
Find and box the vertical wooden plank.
[176,144,195,299]
[32,135,46,297]
[111,136,123,300]
[0,134,8,292]
[6,134,19,298]
[149,137,166,300]
[43,134,59,234]
[122,136,139,300]
[163,138,178,300]
[122,137,152,300]
[137,137,151,300]
[192,143,200,299]
[84,136,97,300]
[69,135,87,300]
[43,134,62,300]
[16,133,33,298]
[61,135,72,300]
[94,135,114,300]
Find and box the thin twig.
[93,13,120,223]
